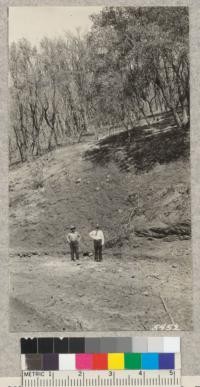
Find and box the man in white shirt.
[89,224,105,261]
[66,226,81,261]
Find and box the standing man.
[89,224,105,262]
[66,226,81,261]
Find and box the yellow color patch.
[108,353,124,370]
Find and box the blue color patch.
[141,353,159,370]
[159,353,175,369]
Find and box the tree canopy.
[9,6,189,163]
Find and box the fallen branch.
[146,274,160,280]
[160,294,175,326]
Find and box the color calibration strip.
[21,337,180,354]
[21,337,180,371]
[21,352,181,371]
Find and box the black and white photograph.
[9,6,191,332]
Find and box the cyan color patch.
[141,353,159,370]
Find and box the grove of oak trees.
[9,7,189,164]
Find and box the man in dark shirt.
[66,226,81,261]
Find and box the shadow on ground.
[84,114,190,173]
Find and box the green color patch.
[124,353,141,370]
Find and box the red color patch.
[93,354,108,370]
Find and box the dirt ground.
[10,237,192,332]
[9,123,192,332]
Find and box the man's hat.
[70,225,76,230]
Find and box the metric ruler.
[22,370,181,387]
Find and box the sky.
[9,6,103,46]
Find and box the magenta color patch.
[76,354,93,370]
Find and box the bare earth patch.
[10,237,192,332]
[9,129,192,331]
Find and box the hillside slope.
[10,117,190,252]
[9,118,192,331]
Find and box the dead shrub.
[29,158,46,190]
